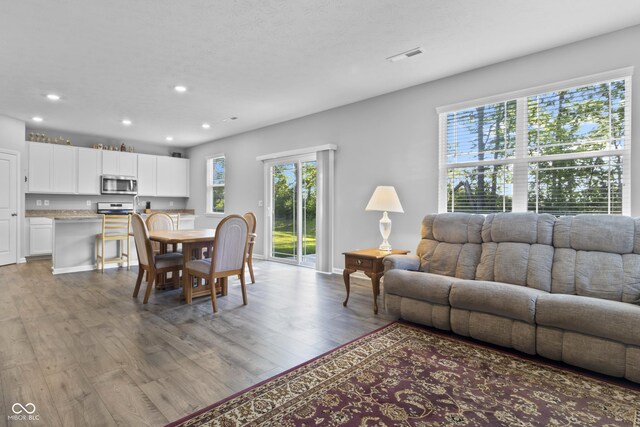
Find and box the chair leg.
[221,277,228,296]
[133,268,144,297]
[247,256,255,284]
[210,278,218,313]
[184,270,192,304]
[240,272,247,306]
[101,239,105,273]
[143,270,155,304]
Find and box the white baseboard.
[332,267,369,280]
[52,261,139,275]
[18,257,26,264]
[252,254,265,260]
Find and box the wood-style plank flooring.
[0,260,394,426]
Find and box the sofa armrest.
[384,254,420,272]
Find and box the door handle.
[11,213,17,217]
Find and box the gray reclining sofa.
[384,212,640,382]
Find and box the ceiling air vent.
[386,47,424,62]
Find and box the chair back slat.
[146,212,174,253]
[101,214,130,237]
[212,215,249,274]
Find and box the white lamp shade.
[365,186,404,213]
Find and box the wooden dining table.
[148,229,219,301]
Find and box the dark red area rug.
[167,322,640,426]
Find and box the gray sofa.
[384,212,640,383]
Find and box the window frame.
[437,67,633,216]
[206,154,226,216]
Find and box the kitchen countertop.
[26,209,196,219]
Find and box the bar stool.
[96,214,131,272]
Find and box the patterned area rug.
[168,322,640,426]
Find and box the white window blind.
[206,155,225,214]
[439,70,631,216]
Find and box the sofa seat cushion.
[536,294,640,347]
[384,270,465,305]
[449,281,547,324]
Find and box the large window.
[206,155,225,214]
[439,70,631,216]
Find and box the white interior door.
[0,151,18,266]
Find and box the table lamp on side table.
[365,186,404,251]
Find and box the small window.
[206,155,225,214]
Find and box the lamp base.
[378,211,392,252]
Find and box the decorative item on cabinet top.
[28,132,71,145]
[91,143,134,152]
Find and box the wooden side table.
[342,248,410,314]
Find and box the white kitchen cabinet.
[29,217,53,255]
[137,154,157,196]
[156,156,189,197]
[77,148,102,195]
[101,151,137,177]
[28,142,53,192]
[52,145,77,193]
[120,152,137,177]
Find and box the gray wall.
[186,24,640,269]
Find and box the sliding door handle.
[11,213,17,217]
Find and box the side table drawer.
[346,256,373,270]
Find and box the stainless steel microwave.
[101,175,138,195]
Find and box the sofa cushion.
[449,280,546,324]
[536,294,640,347]
[554,215,635,254]
[476,212,555,290]
[416,213,483,279]
[384,270,464,305]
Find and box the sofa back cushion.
[416,213,483,279]
[475,212,556,291]
[552,215,640,303]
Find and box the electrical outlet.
[44,200,49,206]
[258,200,263,207]
[169,201,174,207]
[36,200,42,206]
[86,200,92,206]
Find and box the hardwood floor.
[0,260,394,426]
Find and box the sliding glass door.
[267,155,317,267]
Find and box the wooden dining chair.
[184,214,249,312]
[146,212,175,254]
[96,214,131,272]
[243,212,257,284]
[131,213,183,304]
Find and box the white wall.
[0,114,27,258]
[189,25,639,268]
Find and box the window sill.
[205,212,226,217]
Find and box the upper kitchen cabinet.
[28,142,77,193]
[156,156,189,197]
[137,154,157,196]
[102,150,137,177]
[52,145,77,193]
[77,147,102,195]
[28,142,53,192]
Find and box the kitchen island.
[27,211,195,274]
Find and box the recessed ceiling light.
[386,47,424,62]
[32,116,43,122]
[46,94,61,101]
[174,85,187,93]
[121,119,132,126]
[201,123,211,129]
[223,116,238,122]
[165,136,173,141]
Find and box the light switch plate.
[36,200,42,206]
[258,200,263,207]
[170,201,174,206]
[44,200,50,206]
[86,200,92,206]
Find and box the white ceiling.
[2,1,640,148]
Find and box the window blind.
[440,72,631,216]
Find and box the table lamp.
[365,186,404,251]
